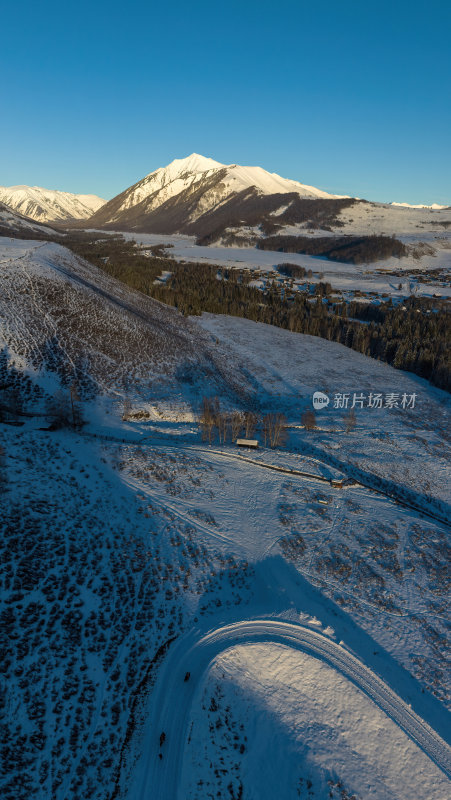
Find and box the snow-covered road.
[134,620,451,800]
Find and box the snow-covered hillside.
[85,153,451,266]
[1,237,449,800]
[0,201,58,238]
[182,643,450,799]
[392,201,448,210]
[113,153,226,211]
[0,185,105,222]
[0,237,252,407]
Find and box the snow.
[91,154,451,278]
[112,229,451,299]
[331,200,451,239]
[149,153,224,178]
[110,153,338,220]
[0,204,57,236]
[0,184,105,222]
[196,313,451,509]
[0,237,235,401]
[113,155,225,214]
[392,202,448,210]
[132,617,451,800]
[217,163,336,199]
[182,643,450,799]
[1,235,450,800]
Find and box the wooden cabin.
[236,439,259,449]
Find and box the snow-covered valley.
[0,236,450,800]
[112,229,451,302]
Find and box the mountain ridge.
[86,153,346,238]
[3,155,450,244]
[0,200,60,238]
[0,184,106,223]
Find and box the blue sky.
[1,0,450,204]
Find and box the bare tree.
[199,396,218,444]
[301,409,316,430]
[122,396,132,421]
[344,408,356,433]
[243,411,258,439]
[217,411,230,444]
[262,413,287,448]
[230,411,244,442]
[274,413,287,447]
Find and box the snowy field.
[182,643,450,799]
[1,237,450,800]
[197,313,451,508]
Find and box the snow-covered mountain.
[85,154,451,247]
[114,153,336,213]
[87,153,341,236]
[0,200,59,238]
[0,184,105,222]
[391,201,449,210]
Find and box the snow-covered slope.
[223,163,335,199]
[1,237,450,800]
[0,200,58,238]
[0,185,105,222]
[87,153,338,234]
[0,237,250,406]
[391,201,449,210]
[113,153,336,216]
[114,153,225,211]
[131,154,335,211]
[86,153,451,253]
[181,643,450,800]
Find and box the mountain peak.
[149,153,224,181]
[88,153,341,234]
[170,153,224,173]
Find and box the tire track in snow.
[121,474,238,550]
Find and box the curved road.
[135,620,451,800]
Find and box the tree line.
[151,261,450,391]
[257,234,407,264]
[199,397,287,447]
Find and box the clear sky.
[1,0,450,204]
